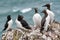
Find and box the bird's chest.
[8,20,13,27]
[33,14,41,21]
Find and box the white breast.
[15,19,23,28]
[8,19,13,26]
[47,9,55,17]
[6,19,13,31]
[46,9,55,23]
[44,15,50,31]
[15,19,27,30]
[33,13,42,27]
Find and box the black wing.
[40,17,46,32]
[20,20,31,29]
[2,22,8,31]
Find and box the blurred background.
[0,0,60,39]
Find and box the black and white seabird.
[33,8,42,28]
[42,4,55,24]
[40,9,50,32]
[15,15,31,30]
[2,15,13,31]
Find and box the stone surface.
[2,21,60,40]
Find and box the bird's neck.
[7,19,11,22]
[35,13,38,14]
[35,9,38,13]
[44,12,48,17]
[47,7,50,10]
[18,18,23,21]
[46,14,48,17]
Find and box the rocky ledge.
[1,21,60,40]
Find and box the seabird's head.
[41,10,48,15]
[34,8,38,13]
[7,15,11,20]
[42,4,50,10]
[18,15,23,20]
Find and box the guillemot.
[33,8,42,29]
[2,15,13,31]
[40,9,50,33]
[15,15,31,30]
[42,4,55,24]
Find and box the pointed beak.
[42,5,46,7]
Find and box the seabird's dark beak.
[42,5,46,7]
[42,4,50,7]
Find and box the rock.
[1,21,60,40]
